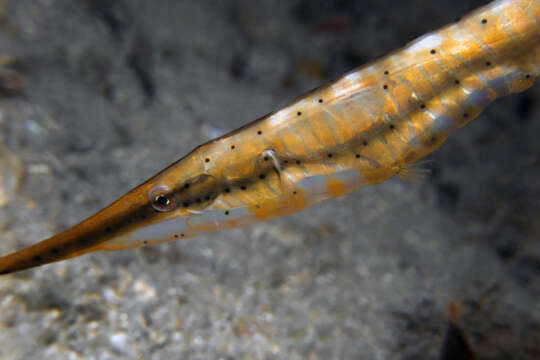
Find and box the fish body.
[0,0,539,274]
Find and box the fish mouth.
[0,231,104,275]
[0,165,228,274]
[0,181,155,274]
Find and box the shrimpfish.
[0,0,538,274]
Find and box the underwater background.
[0,0,538,359]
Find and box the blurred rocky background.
[0,0,539,359]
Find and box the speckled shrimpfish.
[0,0,538,274]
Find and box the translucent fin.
[397,159,433,183]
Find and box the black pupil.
[156,195,169,206]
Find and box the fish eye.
[155,195,170,206]
[149,186,177,212]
